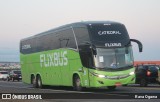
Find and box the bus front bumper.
[89,74,135,87]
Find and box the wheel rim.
[32,76,37,88]
[38,78,41,87]
[37,76,42,88]
[76,78,80,87]
[74,76,82,91]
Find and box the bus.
[20,21,143,91]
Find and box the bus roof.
[20,21,123,41]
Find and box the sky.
[0,0,160,62]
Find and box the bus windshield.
[93,46,133,70]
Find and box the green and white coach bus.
[20,21,143,91]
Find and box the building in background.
[0,62,20,71]
[134,61,160,66]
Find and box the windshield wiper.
[115,65,133,70]
[96,65,133,71]
[95,67,112,71]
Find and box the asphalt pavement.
[0,81,160,102]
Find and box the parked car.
[7,70,22,81]
[135,64,160,86]
[0,71,9,81]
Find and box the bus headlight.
[98,75,105,78]
[90,72,106,78]
[129,71,135,75]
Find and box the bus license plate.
[115,82,121,86]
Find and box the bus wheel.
[73,75,82,91]
[37,75,43,88]
[107,86,116,90]
[31,76,37,88]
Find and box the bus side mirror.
[130,39,143,52]
[90,45,97,55]
[79,44,94,68]
[81,41,97,55]
[125,47,129,54]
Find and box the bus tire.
[73,75,83,91]
[31,75,37,88]
[37,75,43,88]
[107,86,116,90]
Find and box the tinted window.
[20,37,37,54]
[137,65,143,69]
[148,66,158,71]
[74,27,90,45]
[21,27,78,54]
[36,33,60,51]
[59,28,76,49]
[87,24,130,47]
[14,71,21,74]
[0,72,8,74]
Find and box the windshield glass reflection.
[93,46,133,70]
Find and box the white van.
[0,71,9,81]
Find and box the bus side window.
[59,28,77,49]
[74,27,90,45]
[36,32,60,51]
[21,38,37,54]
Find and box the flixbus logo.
[105,43,122,47]
[40,51,68,67]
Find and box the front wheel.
[73,75,83,91]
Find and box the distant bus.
[20,21,143,90]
